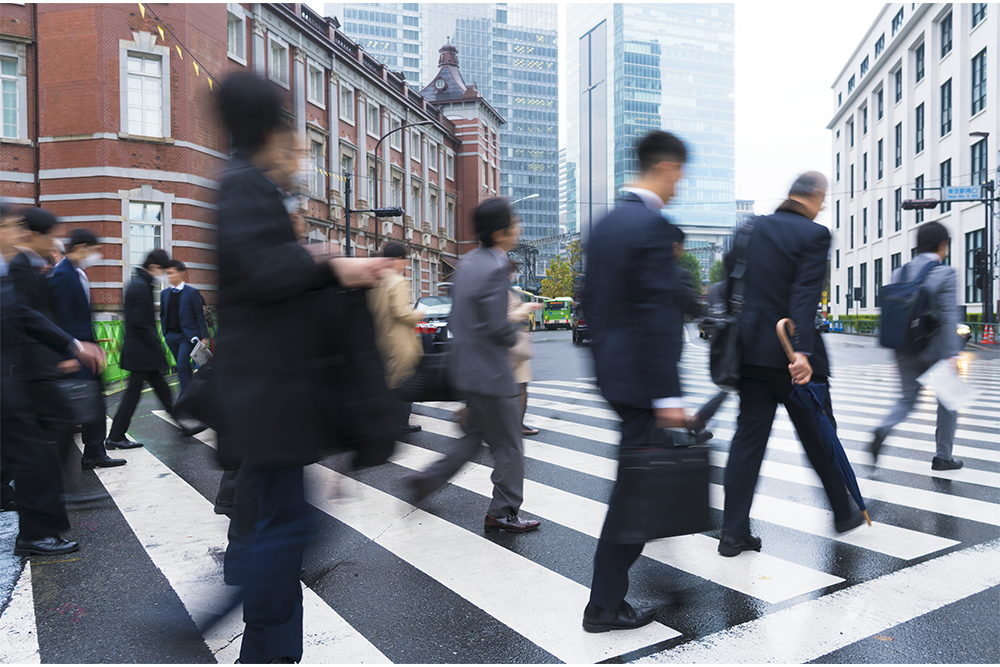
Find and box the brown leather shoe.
[484,513,541,533]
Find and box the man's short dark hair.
[166,259,188,272]
[382,242,407,259]
[916,221,950,255]
[217,71,289,153]
[473,197,513,247]
[68,228,98,252]
[637,131,688,173]
[143,248,170,270]
[20,207,59,235]
[789,171,828,199]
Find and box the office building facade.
[828,3,997,320]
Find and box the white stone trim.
[172,218,216,231]
[2,196,34,205]
[40,167,219,191]
[171,240,216,250]
[1,171,34,183]
[181,262,217,270]
[119,32,172,139]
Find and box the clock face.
[435,79,446,90]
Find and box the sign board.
[943,186,982,201]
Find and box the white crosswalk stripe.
[4,341,996,664]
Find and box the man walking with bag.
[161,259,209,394]
[581,130,688,633]
[720,173,863,559]
[408,198,541,534]
[870,221,962,470]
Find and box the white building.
[828,3,998,321]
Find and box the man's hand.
[57,359,81,374]
[789,352,813,385]
[528,303,544,312]
[655,407,688,429]
[200,338,209,347]
[75,342,107,374]
[329,257,394,289]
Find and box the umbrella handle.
[776,318,797,363]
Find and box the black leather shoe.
[718,533,762,557]
[400,424,422,434]
[690,427,713,444]
[214,504,233,516]
[834,509,865,534]
[870,430,886,463]
[484,513,541,533]
[14,536,80,556]
[405,472,437,504]
[81,454,126,470]
[177,421,208,438]
[582,600,656,633]
[106,437,143,450]
[932,456,964,471]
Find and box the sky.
[308,0,881,229]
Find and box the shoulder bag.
[705,220,754,391]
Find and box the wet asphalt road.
[0,326,997,663]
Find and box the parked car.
[572,307,590,346]
[414,296,452,352]
[815,310,830,333]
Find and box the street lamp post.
[372,120,434,252]
[510,193,540,206]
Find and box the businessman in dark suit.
[161,259,209,393]
[48,229,125,469]
[719,172,863,558]
[1,204,106,555]
[581,131,687,633]
[107,249,177,449]
[409,198,541,534]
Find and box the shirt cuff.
[70,339,84,356]
[653,397,685,409]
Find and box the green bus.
[543,297,575,330]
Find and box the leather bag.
[601,425,712,545]
[55,378,103,425]
[704,220,754,391]
[174,363,218,430]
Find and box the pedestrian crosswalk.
[1,342,998,663]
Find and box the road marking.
[100,417,391,664]
[302,465,682,663]
[636,539,1000,664]
[390,443,845,604]
[0,562,40,664]
[410,416,960,561]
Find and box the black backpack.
[878,260,940,355]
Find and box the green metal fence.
[95,318,215,390]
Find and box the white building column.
[251,18,265,75]
[293,47,306,139]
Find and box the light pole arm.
[372,120,434,252]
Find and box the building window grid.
[836,249,840,269]
[836,153,841,181]
[891,252,901,272]
[915,174,925,223]
[126,54,163,137]
[941,79,952,136]
[862,106,868,134]
[941,13,952,57]
[1,56,18,139]
[895,122,903,167]
[227,12,245,62]
[863,207,868,244]
[874,258,883,307]
[940,159,952,213]
[915,42,925,83]
[309,139,324,198]
[894,188,902,231]
[847,266,854,308]
[836,200,841,229]
[877,88,884,119]
[878,139,884,179]
[128,202,163,269]
[972,3,986,28]
[878,199,884,238]
[367,102,380,138]
[860,262,867,309]
[915,103,924,153]
[850,164,854,198]
[894,68,902,103]
[307,64,324,106]
[875,33,885,59]
[850,215,855,249]
[892,8,904,35]
[972,139,988,185]
[971,49,987,115]
[269,38,289,86]
[339,85,354,123]
[966,229,985,303]
[863,153,868,190]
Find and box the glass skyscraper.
[567,4,735,255]
[329,3,560,282]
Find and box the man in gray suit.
[408,198,541,533]
[871,221,963,471]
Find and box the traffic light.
[900,199,940,210]
[973,248,987,292]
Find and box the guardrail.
[829,319,994,344]
[95,320,215,390]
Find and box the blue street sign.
[943,186,982,201]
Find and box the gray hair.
[788,171,828,199]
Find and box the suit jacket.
[1,271,75,376]
[582,192,684,409]
[726,204,830,372]
[449,246,517,398]
[214,155,340,467]
[160,284,209,342]
[892,254,960,364]
[367,270,423,389]
[47,258,94,343]
[9,250,67,380]
[120,268,168,372]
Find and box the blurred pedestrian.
[870,221,962,470]
[581,130,687,633]
[107,249,180,449]
[48,228,125,470]
[506,261,543,436]
[367,241,426,434]
[407,197,541,534]
[719,172,863,559]
[1,203,106,555]
[160,259,209,394]
[213,71,387,664]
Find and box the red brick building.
[0,2,501,312]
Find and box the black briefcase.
[55,378,104,425]
[395,351,458,403]
[174,363,218,430]
[601,427,712,544]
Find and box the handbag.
[55,378,103,425]
[705,220,754,391]
[174,363,219,430]
[395,350,458,403]
[509,331,534,362]
[601,425,712,545]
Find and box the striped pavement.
[1,342,997,663]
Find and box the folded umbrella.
[777,318,871,527]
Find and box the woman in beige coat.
[507,276,543,436]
